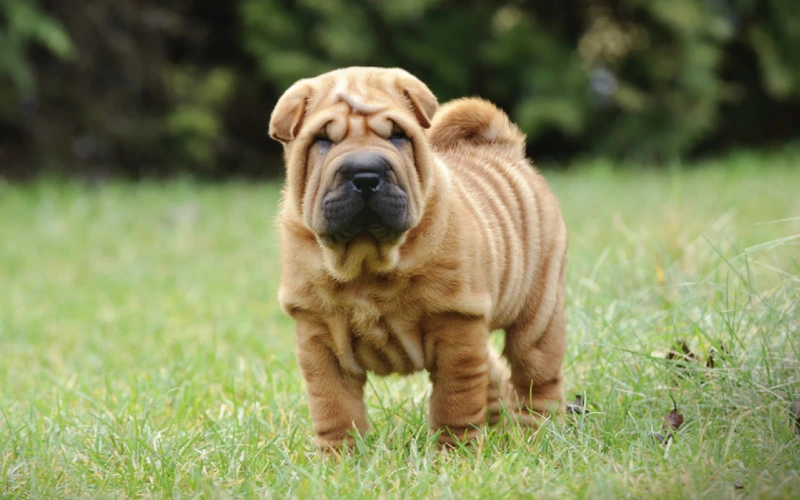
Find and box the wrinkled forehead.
[303,71,409,140]
[309,70,402,113]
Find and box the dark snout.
[339,153,390,197]
[322,152,408,243]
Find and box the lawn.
[1,153,799,498]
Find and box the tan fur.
[271,67,568,449]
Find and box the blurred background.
[2,0,799,180]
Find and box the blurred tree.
[165,67,237,171]
[0,0,74,90]
[1,0,799,178]
[0,0,74,173]
[240,0,800,164]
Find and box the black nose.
[339,152,389,195]
[351,172,381,192]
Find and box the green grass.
[1,153,799,498]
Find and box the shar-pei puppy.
[270,67,568,450]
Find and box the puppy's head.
[270,67,439,279]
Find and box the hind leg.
[503,272,567,425]
[486,344,514,426]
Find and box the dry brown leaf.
[666,340,697,384]
[706,342,728,369]
[706,349,717,368]
[667,340,696,362]
[663,396,684,434]
[651,432,668,445]
[566,394,586,415]
[653,396,684,445]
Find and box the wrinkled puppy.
[270,67,568,449]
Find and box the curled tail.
[427,98,526,156]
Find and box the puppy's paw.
[432,425,484,447]
[508,398,564,427]
[313,429,362,455]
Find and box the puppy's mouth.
[320,152,408,245]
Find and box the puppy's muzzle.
[342,154,387,197]
[322,152,408,244]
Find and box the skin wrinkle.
[448,175,498,297]
[329,314,363,376]
[508,164,537,307]
[493,159,536,319]
[452,170,505,306]
[270,68,568,449]
[455,157,522,323]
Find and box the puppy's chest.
[319,286,427,376]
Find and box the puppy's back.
[428,98,566,330]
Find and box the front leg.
[427,314,491,445]
[295,316,368,450]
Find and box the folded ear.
[269,81,313,143]
[397,73,438,129]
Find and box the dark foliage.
[1,0,799,179]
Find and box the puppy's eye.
[389,128,408,147]
[313,137,333,155]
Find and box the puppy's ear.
[397,74,438,129]
[269,82,313,143]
